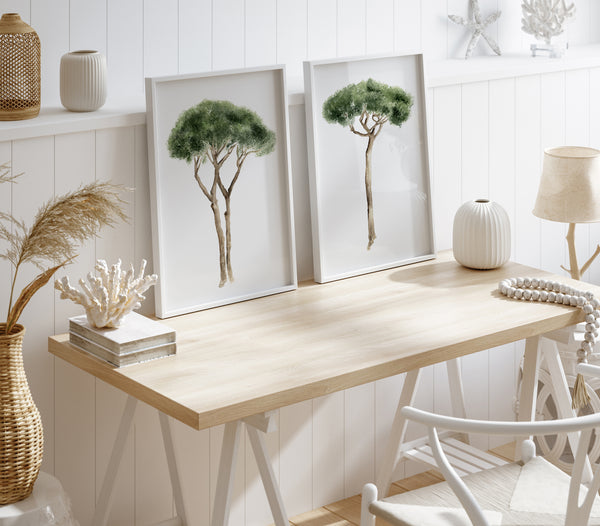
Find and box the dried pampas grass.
[0,163,128,333]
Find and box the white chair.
[361,363,600,526]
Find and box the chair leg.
[360,483,377,526]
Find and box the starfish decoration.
[449,0,502,59]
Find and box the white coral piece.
[55,259,158,328]
[522,0,575,44]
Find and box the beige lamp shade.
[533,146,600,223]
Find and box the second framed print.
[146,66,297,318]
[304,54,435,283]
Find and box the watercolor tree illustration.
[168,100,276,287]
[322,78,413,249]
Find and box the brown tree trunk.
[211,166,228,287]
[365,134,376,249]
[224,195,234,283]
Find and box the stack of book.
[68,312,176,367]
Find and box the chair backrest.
[400,363,600,526]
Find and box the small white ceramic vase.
[453,199,511,270]
[60,50,107,112]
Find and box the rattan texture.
[0,15,40,120]
[0,324,44,505]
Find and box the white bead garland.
[499,277,600,369]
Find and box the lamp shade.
[533,146,600,223]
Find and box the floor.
[284,442,516,526]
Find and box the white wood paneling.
[245,0,277,68]
[31,0,68,105]
[0,140,12,323]
[108,0,144,95]
[421,2,448,60]
[144,0,178,78]
[133,125,155,315]
[307,0,336,61]
[70,0,107,54]
[53,131,96,525]
[432,85,461,250]
[393,0,421,53]
[279,401,313,517]
[95,381,135,526]
[277,0,308,86]
[337,0,366,57]
[540,72,567,275]
[135,402,173,525]
[0,1,30,23]
[565,69,591,281]
[588,68,600,287]
[55,361,95,526]
[366,0,394,55]
[179,0,212,74]
[344,383,375,497]
[460,81,489,201]
[514,75,542,268]
[497,0,525,54]
[374,375,406,483]
[488,77,516,259]
[11,136,56,474]
[312,392,344,508]
[213,0,245,70]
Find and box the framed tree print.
[146,66,297,317]
[304,53,435,283]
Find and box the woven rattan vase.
[0,13,41,121]
[0,323,43,504]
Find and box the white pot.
[60,50,107,112]
[452,199,511,270]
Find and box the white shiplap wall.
[0,1,599,525]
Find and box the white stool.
[0,473,78,526]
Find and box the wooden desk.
[48,251,598,526]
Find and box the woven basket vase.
[0,13,41,121]
[0,324,43,504]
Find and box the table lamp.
[533,146,600,280]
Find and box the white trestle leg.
[92,396,138,526]
[376,368,422,497]
[211,412,289,526]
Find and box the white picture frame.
[304,53,435,283]
[146,65,297,318]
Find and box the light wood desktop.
[49,250,596,526]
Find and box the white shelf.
[427,44,600,87]
[0,96,146,142]
[1,44,599,139]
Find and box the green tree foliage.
[168,100,276,287]
[322,78,413,249]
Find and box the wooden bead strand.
[498,277,600,410]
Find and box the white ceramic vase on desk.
[453,199,511,270]
[60,50,107,112]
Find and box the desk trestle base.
[91,397,288,526]
[211,411,289,526]
[376,358,469,496]
[92,396,188,526]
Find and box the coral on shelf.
[522,0,575,45]
[55,259,158,328]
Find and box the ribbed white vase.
[60,50,107,112]
[453,199,511,270]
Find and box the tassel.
[572,373,591,410]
